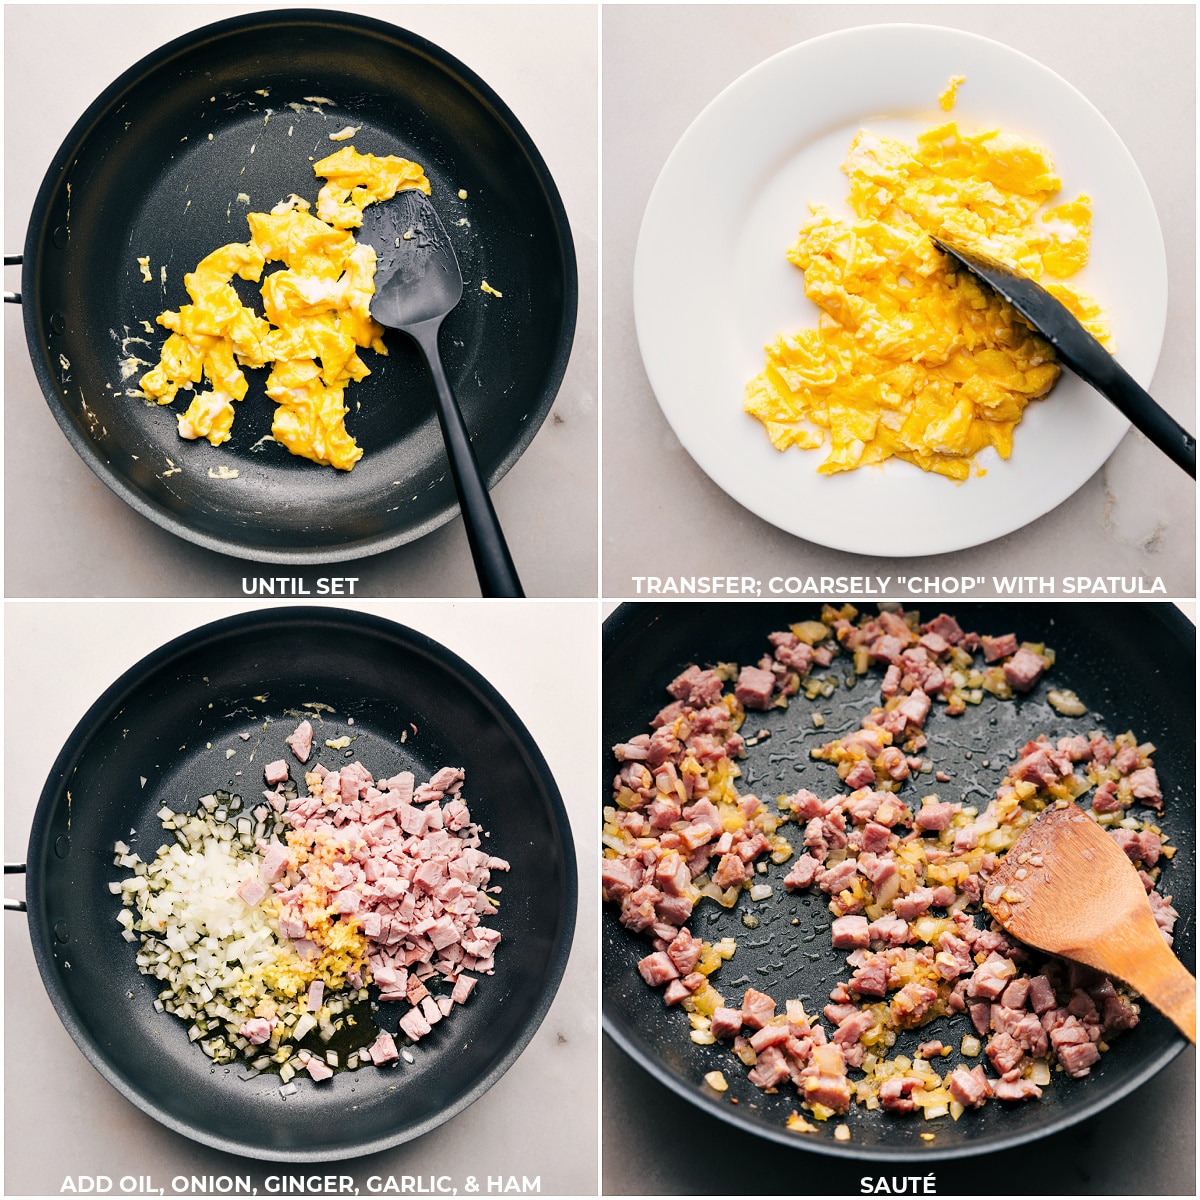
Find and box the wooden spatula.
[984,802,1195,1043]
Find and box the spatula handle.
[1126,924,1196,1044]
[410,320,524,598]
[1062,341,1196,478]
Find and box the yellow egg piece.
[746,93,1110,480]
[139,148,432,468]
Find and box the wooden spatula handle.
[1126,928,1196,1044]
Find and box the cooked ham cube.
[398,1008,432,1042]
[981,633,1018,663]
[264,759,290,785]
[451,974,477,1005]
[237,878,267,907]
[734,665,775,711]
[947,1064,992,1108]
[1003,648,1045,693]
[286,720,313,763]
[830,915,870,950]
[239,1017,273,1045]
[637,951,679,988]
[368,1031,400,1065]
[741,988,775,1031]
[710,1007,744,1040]
[261,842,290,884]
[994,1076,1043,1101]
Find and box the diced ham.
[849,956,889,997]
[986,1031,1025,1074]
[981,633,1018,663]
[844,761,877,790]
[948,1065,993,1108]
[1027,975,1057,1014]
[832,1009,875,1046]
[1003,648,1045,693]
[710,1007,743,1040]
[741,988,776,1031]
[637,952,679,988]
[735,665,776,710]
[368,1031,400,1065]
[237,878,267,907]
[261,842,290,884]
[1127,768,1162,806]
[306,1058,334,1081]
[783,854,823,891]
[286,719,314,763]
[880,1076,924,1113]
[451,974,477,1005]
[831,916,870,950]
[239,1017,273,1045]
[264,759,289,785]
[920,614,966,645]
[914,801,956,832]
[994,1077,1043,1102]
[748,1044,789,1089]
[667,928,703,976]
[398,1008,432,1041]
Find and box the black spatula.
[362,188,524,596]
[933,235,1195,479]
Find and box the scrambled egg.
[139,147,430,471]
[745,81,1109,480]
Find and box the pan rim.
[20,7,579,565]
[601,600,1192,1161]
[23,604,579,1161]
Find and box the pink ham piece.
[398,1008,432,1042]
[237,878,267,907]
[734,665,775,710]
[239,1017,273,1045]
[368,1031,400,1065]
[305,1058,334,1081]
[286,720,314,763]
[1004,648,1045,693]
[451,974,477,1005]
[307,980,324,1011]
[260,842,290,884]
[263,760,289,785]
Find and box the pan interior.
[27,13,574,560]
[29,612,574,1159]
[602,602,1195,1159]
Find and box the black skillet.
[10,607,577,1160]
[602,602,1194,1161]
[15,9,576,564]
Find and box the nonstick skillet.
[602,602,1195,1160]
[9,607,577,1160]
[14,9,577,564]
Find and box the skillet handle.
[4,862,27,912]
[4,252,20,304]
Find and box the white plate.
[633,24,1167,557]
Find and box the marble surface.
[4,4,598,598]
[602,4,1195,598]
[4,600,598,1195]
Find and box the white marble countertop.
[4,4,598,598]
[3,600,598,1195]
[602,4,1195,599]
